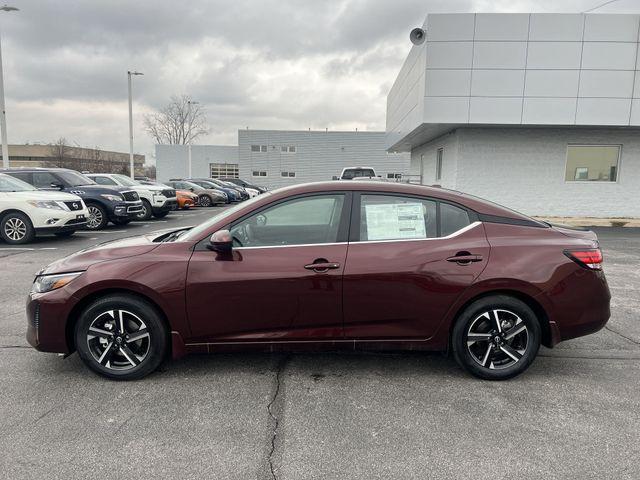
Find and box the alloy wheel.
[87,206,103,229]
[86,309,151,370]
[4,217,27,241]
[466,309,529,370]
[199,195,211,207]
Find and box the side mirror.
[189,187,195,192]
[207,229,232,253]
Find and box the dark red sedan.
[26,181,610,380]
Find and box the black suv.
[1,168,143,230]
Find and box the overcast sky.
[1,0,639,162]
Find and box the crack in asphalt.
[605,325,640,346]
[265,355,290,480]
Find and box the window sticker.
[365,203,426,240]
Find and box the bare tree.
[144,95,210,145]
[48,137,72,168]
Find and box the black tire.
[0,211,35,244]
[198,194,212,207]
[54,230,75,238]
[152,210,169,219]
[451,295,541,380]
[85,203,108,230]
[136,199,153,221]
[112,218,131,226]
[74,294,168,380]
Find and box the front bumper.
[152,198,178,213]
[111,200,144,219]
[26,289,76,354]
[35,217,87,234]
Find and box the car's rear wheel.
[0,212,35,244]
[198,194,212,207]
[452,295,541,380]
[74,294,168,380]
[85,203,108,230]
[136,199,153,221]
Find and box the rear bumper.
[538,268,611,345]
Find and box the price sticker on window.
[365,203,426,240]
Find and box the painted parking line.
[75,230,126,234]
[0,247,58,251]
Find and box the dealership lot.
[0,210,639,479]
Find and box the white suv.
[87,174,177,220]
[0,173,89,244]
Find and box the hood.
[8,190,83,202]
[38,233,163,275]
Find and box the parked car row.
[0,167,265,244]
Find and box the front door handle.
[304,261,340,272]
[446,254,483,264]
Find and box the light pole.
[186,100,198,178]
[0,5,19,169]
[127,70,143,178]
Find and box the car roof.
[270,181,536,222]
[0,167,74,172]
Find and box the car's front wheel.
[451,295,541,380]
[85,203,108,230]
[74,294,168,380]
[136,199,153,221]
[198,194,212,207]
[0,212,35,244]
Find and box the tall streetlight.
[127,70,143,178]
[186,100,198,178]
[0,5,19,169]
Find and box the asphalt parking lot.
[0,210,639,480]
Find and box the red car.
[26,181,610,380]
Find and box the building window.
[387,173,402,180]
[210,163,239,178]
[281,171,296,177]
[565,145,620,182]
[261,145,267,152]
[280,145,297,153]
[435,148,443,181]
[252,171,267,177]
[251,145,268,153]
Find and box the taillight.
[564,248,603,270]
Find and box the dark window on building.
[435,148,443,181]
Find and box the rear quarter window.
[440,203,471,236]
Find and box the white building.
[156,130,410,189]
[386,13,640,218]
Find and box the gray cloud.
[0,0,637,160]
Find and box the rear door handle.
[446,254,483,264]
[304,262,340,272]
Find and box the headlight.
[101,193,124,202]
[27,200,67,211]
[32,272,83,293]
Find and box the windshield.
[181,192,271,241]
[113,174,140,187]
[57,170,96,187]
[0,173,37,192]
[182,181,204,191]
[342,168,375,179]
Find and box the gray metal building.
[155,130,410,189]
[386,12,640,218]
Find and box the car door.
[185,192,351,342]
[342,193,490,340]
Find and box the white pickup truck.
[339,167,381,180]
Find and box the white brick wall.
[411,127,640,218]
